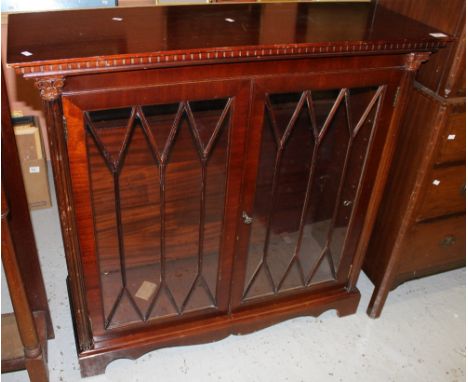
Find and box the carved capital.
[405,52,432,71]
[34,77,65,101]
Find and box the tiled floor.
[2,176,465,382]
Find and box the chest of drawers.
[364,0,465,318]
[364,84,465,318]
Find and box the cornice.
[10,39,448,78]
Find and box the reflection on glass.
[243,86,383,301]
[86,98,231,329]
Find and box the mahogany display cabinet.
[7,3,450,377]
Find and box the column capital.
[405,52,432,71]
[34,77,65,101]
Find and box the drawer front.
[417,165,465,221]
[435,111,466,164]
[398,215,466,275]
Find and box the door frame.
[230,69,401,310]
[62,78,251,338]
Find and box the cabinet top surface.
[7,3,451,77]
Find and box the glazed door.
[63,80,249,335]
[231,72,398,308]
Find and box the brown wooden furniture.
[364,0,466,318]
[7,3,449,377]
[1,70,54,381]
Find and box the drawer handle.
[242,211,253,225]
[460,184,465,196]
[440,235,456,247]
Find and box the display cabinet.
[7,2,449,376]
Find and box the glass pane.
[88,108,132,161]
[243,86,381,301]
[298,90,348,287]
[86,99,231,329]
[141,103,179,157]
[86,131,122,325]
[120,121,161,319]
[202,110,229,299]
[164,114,202,311]
[328,87,380,272]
